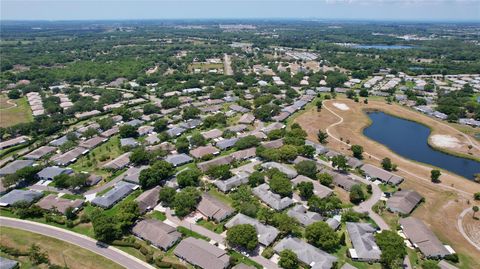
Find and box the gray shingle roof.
[253,183,293,211]
[174,237,230,269]
[361,164,403,185]
[225,213,279,246]
[165,154,193,167]
[91,181,137,208]
[287,205,323,226]
[346,222,381,261]
[0,160,35,176]
[0,257,19,269]
[103,152,131,169]
[292,175,333,199]
[399,217,450,258]
[23,146,56,160]
[166,126,187,137]
[216,138,239,150]
[123,166,149,184]
[197,193,234,222]
[37,166,73,180]
[134,186,160,213]
[261,162,298,179]
[51,147,88,166]
[132,219,181,250]
[214,171,250,192]
[273,237,337,269]
[386,189,423,214]
[0,189,42,206]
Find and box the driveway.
[0,217,155,269]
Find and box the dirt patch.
[431,135,461,149]
[332,102,350,111]
[462,211,480,247]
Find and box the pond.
[363,111,480,180]
[353,44,413,50]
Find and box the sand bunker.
[332,103,350,111]
[431,135,461,148]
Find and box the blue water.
[364,112,480,180]
[353,44,412,50]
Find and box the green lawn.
[0,96,33,128]
[0,227,121,269]
[147,211,167,221]
[176,226,210,241]
[196,219,225,234]
[228,250,262,269]
[207,188,234,206]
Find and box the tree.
[359,88,369,97]
[92,213,121,242]
[82,127,99,138]
[272,213,299,236]
[190,132,206,147]
[305,221,339,252]
[28,244,49,265]
[139,160,174,189]
[16,165,42,183]
[308,195,343,214]
[231,185,260,217]
[346,89,356,99]
[316,100,322,111]
[8,89,21,99]
[119,125,138,138]
[331,155,348,171]
[294,160,318,179]
[143,103,160,115]
[129,147,151,165]
[474,192,480,200]
[159,187,176,206]
[431,169,441,183]
[54,173,87,189]
[349,184,365,204]
[248,171,265,187]
[278,249,299,269]
[317,130,328,144]
[226,224,258,251]
[375,230,407,269]
[175,136,190,153]
[173,187,200,217]
[473,206,479,219]
[278,145,298,162]
[297,181,314,200]
[206,164,232,180]
[153,118,168,132]
[177,168,202,188]
[116,200,140,232]
[382,158,393,171]
[97,117,115,131]
[351,145,364,159]
[269,172,292,197]
[254,104,280,121]
[317,172,333,187]
[182,106,201,120]
[235,135,260,150]
[161,96,180,109]
[210,88,225,99]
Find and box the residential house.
[132,219,181,250]
[37,166,73,181]
[103,152,131,170]
[120,138,139,147]
[165,154,193,167]
[274,237,337,269]
[50,147,88,166]
[23,146,56,160]
[214,171,249,193]
[346,222,381,262]
[174,237,230,269]
[135,186,160,213]
[190,145,219,159]
[91,181,138,209]
[253,183,293,211]
[361,164,403,185]
[202,129,223,140]
[35,194,84,214]
[0,136,29,150]
[261,162,298,179]
[0,189,42,207]
[123,166,149,184]
[197,193,234,222]
[0,160,35,176]
[292,175,333,199]
[197,155,234,172]
[386,190,423,215]
[287,205,323,226]
[216,138,239,150]
[225,213,279,246]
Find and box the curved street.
[0,217,155,269]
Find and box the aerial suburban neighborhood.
[0,1,479,269]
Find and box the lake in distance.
[363,112,480,180]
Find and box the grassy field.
[0,227,123,269]
[69,135,123,177]
[187,62,224,72]
[293,97,480,267]
[0,95,33,127]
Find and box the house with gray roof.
[179,119,202,129]
[132,219,181,250]
[190,145,219,159]
[197,155,234,172]
[214,171,249,192]
[261,162,298,179]
[261,122,285,134]
[238,113,255,124]
[0,257,18,269]
[36,194,84,214]
[23,146,56,160]
[274,237,337,269]
[216,138,239,150]
[346,222,381,262]
[230,147,256,160]
[305,140,329,155]
[123,166,149,184]
[50,135,72,147]
[124,119,144,127]
[37,166,73,181]
[0,160,35,176]
[361,164,403,186]
[287,205,323,226]
[91,181,138,209]
[323,169,359,191]
[135,186,160,213]
[174,237,230,269]
[225,213,279,246]
[103,152,131,170]
[387,190,423,215]
[253,183,293,211]
[166,126,187,137]
[120,138,139,147]
[230,104,250,113]
[292,175,333,199]
[0,189,42,207]
[197,193,234,222]
[78,136,107,149]
[399,217,450,258]
[261,139,283,149]
[201,129,223,140]
[165,154,193,167]
[51,147,88,166]
[326,217,341,231]
[100,126,119,138]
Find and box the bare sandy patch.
[332,102,350,111]
[431,134,461,148]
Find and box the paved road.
[223,53,234,76]
[0,217,155,269]
[164,209,280,269]
[322,100,472,197]
[457,207,480,251]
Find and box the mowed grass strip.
[0,96,33,128]
[0,226,123,269]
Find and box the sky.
[1,0,479,22]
